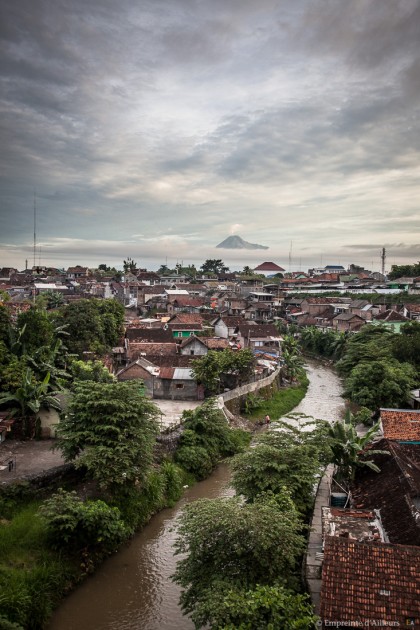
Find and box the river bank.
[47,360,344,630]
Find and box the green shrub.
[161,460,184,505]
[175,445,214,480]
[0,615,24,630]
[175,400,249,479]
[39,489,130,553]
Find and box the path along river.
[48,360,344,630]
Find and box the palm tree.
[282,349,304,382]
[0,368,62,437]
[328,420,388,487]
[329,332,348,359]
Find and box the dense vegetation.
[300,322,419,412]
[0,298,125,437]
[0,386,249,629]
[387,261,420,280]
[173,418,332,628]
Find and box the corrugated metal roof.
[173,368,194,380]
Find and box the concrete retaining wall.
[216,368,284,417]
[304,464,334,614]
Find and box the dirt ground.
[0,439,66,483]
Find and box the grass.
[0,503,77,629]
[245,372,309,422]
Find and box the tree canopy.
[191,349,255,394]
[55,380,159,489]
[388,261,420,280]
[54,298,124,356]
[199,259,230,275]
[173,494,306,628]
[343,358,416,410]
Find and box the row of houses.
[314,409,420,627]
[286,296,420,332]
[113,313,282,400]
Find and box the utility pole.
[288,241,293,274]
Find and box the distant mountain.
[216,235,269,250]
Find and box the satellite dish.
[163,323,168,330]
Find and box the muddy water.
[48,464,233,630]
[280,359,344,425]
[48,361,343,630]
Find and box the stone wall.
[218,368,284,416]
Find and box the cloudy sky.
[1,0,419,272]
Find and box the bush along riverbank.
[172,412,331,629]
[0,388,250,630]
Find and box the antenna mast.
[381,247,386,277]
[288,241,293,273]
[33,191,37,268]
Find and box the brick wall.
[380,408,420,441]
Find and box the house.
[253,262,285,277]
[300,297,350,317]
[221,297,246,316]
[136,271,161,285]
[351,437,420,546]
[214,316,248,339]
[168,322,204,339]
[166,296,206,314]
[371,309,410,333]
[137,285,167,305]
[348,299,375,320]
[179,335,209,356]
[66,266,89,279]
[179,335,229,356]
[320,537,420,628]
[243,302,273,322]
[153,367,202,400]
[402,304,420,321]
[235,323,281,355]
[332,312,365,332]
[124,327,177,361]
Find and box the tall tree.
[55,381,159,489]
[199,259,229,275]
[123,257,138,273]
[55,298,124,356]
[343,359,416,410]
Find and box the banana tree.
[0,368,62,437]
[328,420,388,487]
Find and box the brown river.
[48,360,343,630]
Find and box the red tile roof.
[125,328,174,342]
[168,313,205,324]
[320,537,420,626]
[380,409,420,441]
[254,262,285,272]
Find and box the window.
[178,332,183,337]
[176,384,184,389]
